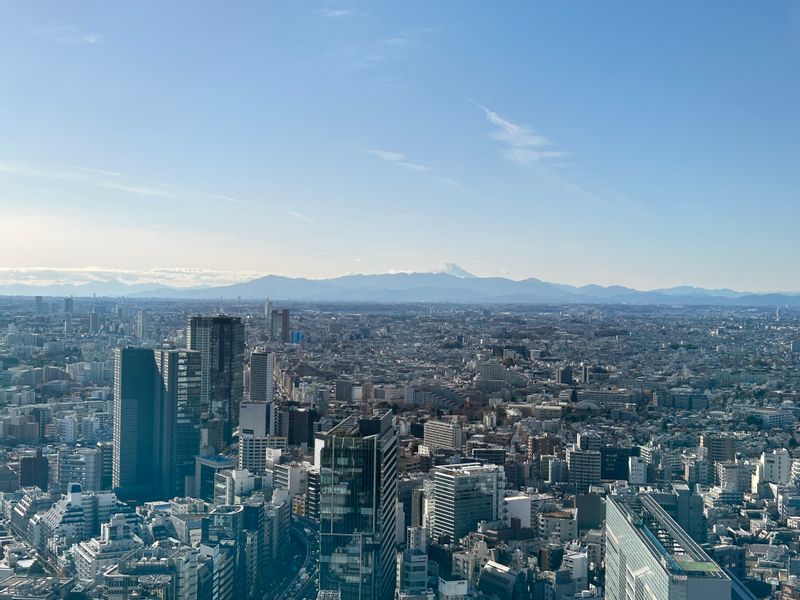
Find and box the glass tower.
[317,410,398,600]
[187,315,245,444]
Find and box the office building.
[601,446,640,481]
[113,347,202,500]
[287,406,316,446]
[156,348,203,497]
[700,433,737,483]
[195,455,237,502]
[628,456,648,485]
[249,350,275,404]
[112,347,161,501]
[270,308,291,343]
[605,493,730,600]
[317,410,398,600]
[430,463,506,543]
[135,310,150,341]
[752,448,791,491]
[20,448,49,490]
[423,420,463,451]
[566,445,601,493]
[54,447,102,494]
[187,315,245,443]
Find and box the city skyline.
[2,2,800,291]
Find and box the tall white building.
[752,448,791,492]
[423,420,463,451]
[431,463,506,542]
[628,456,648,485]
[135,310,150,341]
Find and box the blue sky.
[1,2,799,290]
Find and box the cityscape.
[0,296,799,599]
[3,2,800,600]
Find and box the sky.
[1,2,799,291]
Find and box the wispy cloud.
[365,149,430,173]
[397,162,430,173]
[31,26,101,45]
[340,28,433,69]
[366,150,405,162]
[470,101,647,214]
[315,7,358,19]
[95,181,175,198]
[0,160,259,207]
[283,210,315,224]
[471,100,568,164]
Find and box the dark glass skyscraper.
[317,410,397,600]
[187,315,245,444]
[113,347,203,501]
[155,349,202,497]
[113,347,161,501]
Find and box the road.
[270,515,318,600]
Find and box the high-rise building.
[113,347,202,500]
[317,410,398,600]
[270,309,291,343]
[55,447,103,494]
[239,401,272,438]
[34,295,43,314]
[88,310,99,333]
[566,445,601,493]
[135,310,150,341]
[423,420,463,451]
[700,432,737,469]
[64,297,74,314]
[155,349,203,497]
[187,315,245,443]
[238,399,285,474]
[430,463,506,543]
[20,448,49,490]
[752,448,791,491]
[287,407,316,446]
[249,351,275,404]
[605,493,730,600]
[113,347,162,501]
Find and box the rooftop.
[610,493,728,580]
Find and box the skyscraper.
[605,492,730,600]
[136,309,150,341]
[317,410,398,600]
[270,309,290,343]
[249,350,275,404]
[112,347,161,501]
[155,349,202,497]
[187,315,245,443]
[113,347,202,500]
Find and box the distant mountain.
[434,263,476,278]
[2,269,800,307]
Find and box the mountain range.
[1,264,799,306]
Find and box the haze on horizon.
[1,2,799,292]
